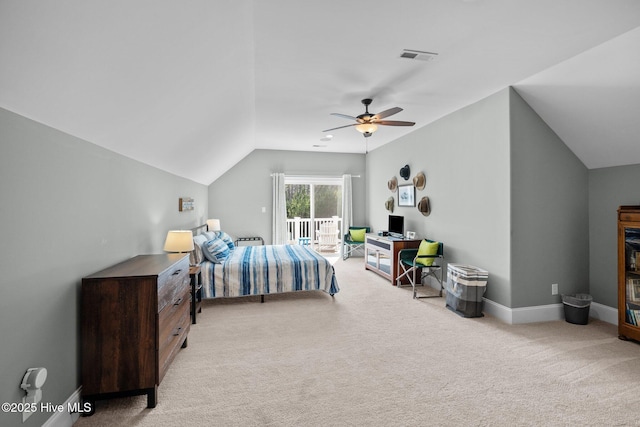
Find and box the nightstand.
[189,265,202,324]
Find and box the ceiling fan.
[322,98,415,138]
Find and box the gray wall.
[367,87,593,310]
[509,88,589,308]
[208,149,366,244]
[0,107,207,427]
[366,89,512,306]
[589,164,640,307]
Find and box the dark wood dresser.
[81,253,190,413]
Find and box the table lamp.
[206,219,221,231]
[163,230,195,253]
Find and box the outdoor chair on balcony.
[317,222,339,252]
[342,226,370,260]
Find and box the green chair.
[396,239,444,299]
[342,226,370,260]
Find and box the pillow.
[416,240,440,266]
[214,230,235,251]
[349,228,366,242]
[190,234,208,265]
[202,237,231,263]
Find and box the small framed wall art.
[179,197,194,212]
[398,184,415,207]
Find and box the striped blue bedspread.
[200,244,339,298]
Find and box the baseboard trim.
[482,298,514,323]
[42,387,82,427]
[589,302,618,325]
[482,299,618,326]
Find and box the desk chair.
[396,239,444,299]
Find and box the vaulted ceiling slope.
[1,1,639,185]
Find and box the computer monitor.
[388,215,404,237]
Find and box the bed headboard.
[191,223,208,236]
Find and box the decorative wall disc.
[413,172,425,190]
[385,197,395,212]
[418,196,430,216]
[399,165,410,180]
[387,176,397,192]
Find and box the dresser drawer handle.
[174,298,183,306]
[172,269,182,276]
[173,327,182,336]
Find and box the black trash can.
[562,293,592,325]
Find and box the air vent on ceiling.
[400,49,438,61]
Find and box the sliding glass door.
[285,177,342,251]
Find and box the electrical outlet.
[551,283,559,295]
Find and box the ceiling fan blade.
[322,123,358,132]
[330,113,359,121]
[374,120,416,127]
[372,107,403,120]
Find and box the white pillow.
[190,234,208,265]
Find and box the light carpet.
[74,257,640,426]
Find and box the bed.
[191,228,339,300]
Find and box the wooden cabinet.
[618,206,640,342]
[365,234,421,284]
[81,254,190,413]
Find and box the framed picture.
[179,197,194,212]
[397,184,415,207]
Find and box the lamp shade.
[206,219,221,231]
[163,230,194,252]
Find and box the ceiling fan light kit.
[355,122,378,137]
[322,98,415,138]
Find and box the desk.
[365,234,421,284]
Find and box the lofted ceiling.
[1,1,640,185]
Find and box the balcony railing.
[286,216,342,251]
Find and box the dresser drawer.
[157,256,190,312]
[366,236,391,252]
[158,286,190,382]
